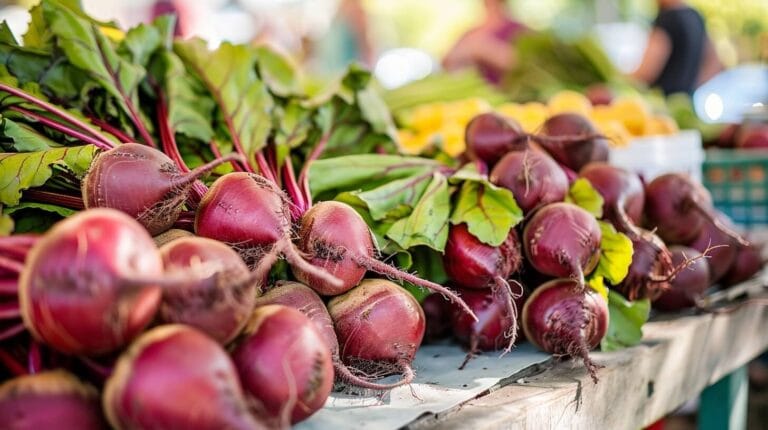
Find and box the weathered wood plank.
[408,293,768,430]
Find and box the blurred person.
[442,0,527,85]
[631,0,723,95]
[310,0,374,74]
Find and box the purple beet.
[490,149,569,213]
[653,246,710,311]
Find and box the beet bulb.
[522,279,608,383]
[579,162,644,227]
[522,202,602,290]
[103,325,264,430]
[83,143,240,235]
[253,281,401,390]
[490,149,569,213]
[644,173,747,245]
[464,112,527,167]
[0,370,106,429]
[327,279,425,388]
[653,246,710,311]
[18,209,164,355]
[159,236,260,344]
[231,305,333,425]
[537,113,609,172]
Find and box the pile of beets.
[424,112,763,382]
[0,111,762,429]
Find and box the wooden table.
[409,281,768,430]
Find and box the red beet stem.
[0,84,115,148]
[354,254,478,322]
[171,153,244,189]
[0,279,17,295]
[0,235,39,249]
[0,302,20,319]
[0,323,24,342]
[9,106,114,150]
[0,256,23,274]
[280,239,344,290]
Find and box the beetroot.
[19,209,163,355]
[442,223,524,352]
[450,285,526,368]
[254,282,337,354]
[327,279,425,388]
[0,370,106,429]
[464,112,527,167]
[422,293,453,343]
[653,246,710,311]
[295,201,475,318]
[231,305,333,424]
[522,202,602,289]
[579,162,645,227]
[83,143,239,235]
[687,216,737,284]
[443,224,522,289]
[644,173,747,245]
[195,172,341,289]
[254,281,412,390]
[103,325,263,430]
[537,113,609,172]
[490,149,569,213]
[721,241,764,287]
[522,279,608,382]
[159,237,260,344]
[616,229,674,301]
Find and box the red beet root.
[231,305,333,425]
[522,203,602,290]
[537,113,609,172]
[159,237,260,344]
[490,149,569,214]
[522,279,608,383]
[83,143,240,235]
[687,216,737,284]
[721,241,764,287]
[464,112,527,167]
[327,279,426,388]
[644,173,747,245]
[254,281,410,391]
[103,325,263,430]
[653,246,710,311]
[0,370,106,430]
[19,209,163,355]
[579,162,645,227]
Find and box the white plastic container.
[608,130,704,183]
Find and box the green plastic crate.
[703,149,768,227]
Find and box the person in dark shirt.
[631,0,722,95]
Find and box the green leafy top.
[601,289,650,352]
[174,39,274,159]
[309,155,522,252]
[587,221,634,299]
[566,177,604,218]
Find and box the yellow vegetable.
[643,115,679,136]
[547,90,592,116]
[99,26,125,42]
[610,97,650,136]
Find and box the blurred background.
[0,0,765,86]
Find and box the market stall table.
[408,275,768,430]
